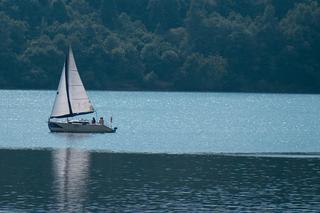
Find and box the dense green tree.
[279,1,320,90]
[0,12,27,88]
[0,0,319,92]
[177,53,228,90]
[50,0,69,23]
[101,0,118,28]
[147,0,183,32]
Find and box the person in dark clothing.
[99,117,104,125]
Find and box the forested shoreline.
[0,0,320,93]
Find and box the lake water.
[0,90,320,211]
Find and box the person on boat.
[99,117,104,125]
[92,117,96,124]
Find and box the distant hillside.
[0,0,320,93]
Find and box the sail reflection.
[53,148,90,212]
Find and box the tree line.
[0,0,319,93]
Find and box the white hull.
[48,121,117,133]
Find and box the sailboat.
[48,46,117,133]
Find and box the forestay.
[50,46,94,118]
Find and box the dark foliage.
[0,0,319,92]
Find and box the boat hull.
[48,121,117,133]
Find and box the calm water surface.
[0,90,319,211]
[1,90,320,153]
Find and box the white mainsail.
[50,46,94,118]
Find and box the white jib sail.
[50,63,70,118]
[50,47,94,118]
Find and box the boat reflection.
[52,148,90,212]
